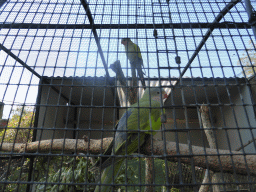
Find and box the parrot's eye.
[157,91,160,94]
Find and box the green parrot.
[94,87,167,192]
[121,38,146,88]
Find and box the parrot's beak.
[121,40,126,45]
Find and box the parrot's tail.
[94,160,124,192]
[90,156,123,174]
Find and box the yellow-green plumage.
[124,99,162,134]
[123,41,142,63]
[94,88,166,192]
[122,38,146,88]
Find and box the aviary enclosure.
[0,0,256,191]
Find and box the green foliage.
[114,158,180,192]
[0,106,34,191]
[238,40,256,77]
[35,157,96,192]
[35,157,181,192]
[0,106,34,143]
[0,158,30,191]
[161,186,181,192]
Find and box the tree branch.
[235,136,256,151]
[1,138,256,177]
[109,60,137,104]
[145,157,154,192]
[199,105,220,192]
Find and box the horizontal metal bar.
[0,22,251,30]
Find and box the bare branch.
[109,60,137,104]
[199,105,220,192]
[1,138,256,177]
[235,136,256,151]
[143,139,256,177]
[109,60,126,87]
[0,138,112,154]
[145,157,154,192]
[199,169,210,192]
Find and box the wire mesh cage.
[0,0,256,191]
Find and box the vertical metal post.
[243,0,256,41]
[26,78,43,192]
[73,107,77,139]
[0,102,4,119]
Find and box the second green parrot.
[121,38,146,88]
[94,87,167,192]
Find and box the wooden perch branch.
[145,157,154,192]
[110,60,137,104]
[199,105,220,192]
[235,136,256,151]
[109,60,127,87]
[1,138,256,177]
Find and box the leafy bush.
[35,156,96,192]
[0,106,34,191]
[0,106,34,143]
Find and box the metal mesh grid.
[0,0,256,191]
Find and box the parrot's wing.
[90,140,114,172]
[127,100,161,131]
[110,100,162,157]
[97,100,162,170]
[97,133,145,171]
[133,43,142,59]
[89,137,114,173]
[92,99,162,172]
[91,108,134,171]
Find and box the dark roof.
[40,76,249,107]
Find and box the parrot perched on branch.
[121,38,146,88]
[93,87,167,192]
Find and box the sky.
[0,0,256,118]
